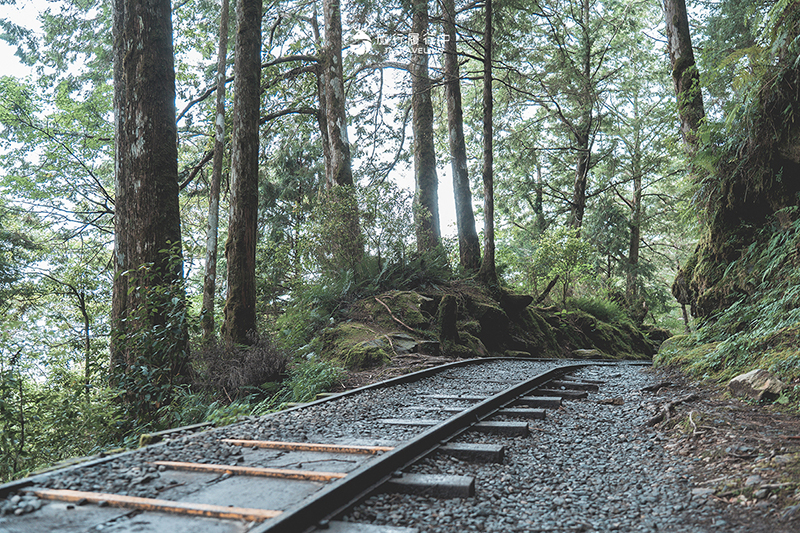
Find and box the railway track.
[0,358,634,533]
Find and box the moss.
[654,335,721,371]
[319,322,391,369]
[342,341,391,370]
[441,330,489,358]
[360,290,433,332]
[460,320,481,336]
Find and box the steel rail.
[250,363,587,533]
[0,356,556,499]
[0,357,617,500]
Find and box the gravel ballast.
[4,359,798,532]
[343,364,793,532]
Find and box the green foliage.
[568,296,629,324]
[0,364,123,483]
[275,269,358,352]
[284,357,345,403]
[518,227,594,304]
[112,248,189,429]
[308,185,365,275]
[657,213,800,380]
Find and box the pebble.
[0,494,43,517]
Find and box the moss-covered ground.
[314,280,662,371]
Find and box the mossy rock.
[505,350,532,358]
[536,308,652,359]
[438,294,460,343]
[442,330,488,358]
[572,348,605,359]
[499,293,534,316]
[642,325,673,347]
[363,290,433,331]
[319,322,391,369]
[471,302,510,350]
[343,340,391,370]
[459,320,481,336]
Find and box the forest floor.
[645,366,800,531]
[338,352,460,389]
[340,356,800,531]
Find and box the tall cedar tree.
[323,0,353,187]
[442,0,480,270]
[663,0,705,151]
[478,0,497,285]
[411,0,441,252]
[566,0,594,231]
[110,0,188,377]
[223,0,261,346]
[664,0,704,330]
[626,98,644,310]
[321,0,364,270]
[202,0,230,344]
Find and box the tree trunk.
[626,168,642,307]
[222,0,261,346]
[320,0,364,271]
[411,0,441,253]
[663,0,705,151]
[201,0,230,344]
[322,0,352,188]
[534,162,546,234]
[568,130,591,231]
[443,0,480,270]
[110,0,187,379]
[478,0,497,285]
[311,7,331,175]
[567,0,593,233]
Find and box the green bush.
[568,296,629,324]
[285,357,345,403]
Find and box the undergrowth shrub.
[568,296,629,324]
[191,333,289,400]
[285,357,345,403]
[658,212,800,380]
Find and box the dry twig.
[374,297,418,333]
[645,393,699,427]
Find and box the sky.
[0,1,42,79]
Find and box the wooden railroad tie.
[221,439,394,454]
[25,488,281,522]
[153,461,347,482]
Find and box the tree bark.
[627,163,642,309]
[568,129,591,231]
[567,0,593,232]
[311,7,331,176]
[443,0,480,271]
[534,162,546,234]
[411,0,441,253]
[319,0,364,271]
[322,0,352,188]
[110,0,187,377]
[478,0,497,285]
[201,0,230,344]
[222,0,261,346]
[663,0,705,151]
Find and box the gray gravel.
[7,359,747,532]
[27,360,564,497]
[344,364,728,532]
